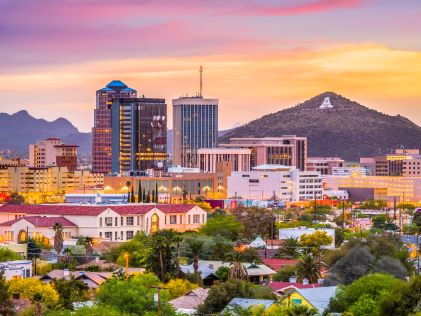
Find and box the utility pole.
[151,286,165,316]
[199,65,203,97]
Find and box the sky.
[0,0,420,132]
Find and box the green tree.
[185,237,204,274]
[0,247,22,261]
[273,264,296,282]
[83,236,94,259]
[51,276,90,310]
[209,236,234,261]
[231,207,276,241]
[299,231,333,254]
[285,304,317,316]
[45,305,130,316]
[359,199,387,210]
[27,237,42,259]
[216,266,231,282]
[97,273,176,315]
[6,192,24,204]
[165,278,198,299]
[0,271,13,316]
[197,279,273,314]
[200,214,244,241]
[275,237,301,259]
[8,277,60,308]
[372,256,408,279]
[228,252,248,281]
[295,253,322,284]
[137,181,142,203]
[130,186,135,203]
[53,222,64,256]
[103,232,148,268]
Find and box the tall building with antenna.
[172,66,219,168]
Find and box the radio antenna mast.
[199,65,203,97]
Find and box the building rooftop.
[106,80,128,88]
[0,216,77,227]
[295,286,337,312]
[223,298,276,314]
[169,288,209,311]
[268,281,320,292]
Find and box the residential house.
[0,260,32,280]
[169,288,209,315]
[267,281,320,297]
[222,298,276,315]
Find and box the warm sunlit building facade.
[198,148,251,173]
[92,80,137,173]
[29,138,78,171]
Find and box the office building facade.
[92,80,137,173]
[173,97,218,168]
[111,97,167,174]
[29,138,78,171]
[198,148,251,173]
[220,136,307,171]
[307,157,344,175]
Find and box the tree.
[231,207,276,240]
[324,245,374,285]
[8,277,59,308]
[154,182,159,203]
[103,232,148,268]
[165,278,198,299]
[372,256,408,279]
[228,251,248,281]
[27,237,42,259]
[276,237,301,259]
[299,231,333,254]
[130,186,135,203]
[285,304,317,316]
[325,273,406,315]
[185,237,204,274]
[210,236,234,261]
[137,181,142,203]
[0,247,22,261]
[200,214,244,241]
[97,273,177,315]
[197,279,273,314]
[6,192,24,204]
[359,199,387,210]
[51,276,90,310]
[142,188,146,203]
[295,253,323,284]
[273,265,296,282]
[83,236,94,259]
[0,271,13,316]
[216,266,231,282]
[53,222,64,256]
[44,305,131,316]
[125,181,131,203]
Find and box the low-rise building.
[0,260,32,280]
[169,288,209,315]
[29,138,78,170]
[227,165,322,202]
[331,167,367,177]
[0,204,207,243]
[198,148,251,173]
[307,157,344,175]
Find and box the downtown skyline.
[0,0,421,132]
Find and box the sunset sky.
[0,0,420,132]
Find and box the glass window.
[99,218,102,227]
[151,214,159,233]
[170,215,177,224]
[193,214,200,224]
[126,231,134,240]
[105,232,112,240]
[126,217,134,226]
[105,217,112,227]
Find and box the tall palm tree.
[286,304,317,316]
[186,238,204,274]
[228,251,248,281]
[276,237,301,259]
[84,237,94,259]
[296,253,323,284]
[53,222,64,256]
[63,248,72,265]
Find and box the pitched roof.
[223,298,275,313]
[262,259,298,272]
[295,286,337,312]
[0,216,77,227]
[0,204,197,217]
[268,281,320,292]
[169,288,209,310]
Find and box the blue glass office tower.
[172,96,219,168]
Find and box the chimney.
[63,269,69,277]
[289,277,297,283]
[303,278,309,285]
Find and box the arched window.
[151,214,159,233]
[17,230,27,243]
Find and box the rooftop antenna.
[199,65,203,97]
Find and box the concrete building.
[227,165,322,202]
[307,157,344,175]
[198,148,251,173]
[111,97,167,174]
[0,260,32,280]
[0,204,208,243]
[0,167,104,203]
[29,138,78,171]
[331,166,367,177]
[325,175,421,202]
[220,137,307,171]
[173,96,218,168]
[92,80,137,174]
[364,149,421,177]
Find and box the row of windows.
[100,216,139,227]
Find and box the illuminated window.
[151,214,159,233]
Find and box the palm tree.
[276,237,301,259]
[53,222,64,256]
[296,253,323,284]
[63,248,72,265]
[186,238,204,274]
[286,304,317,316]
[228,251,248,281]
[84,237,94,259]
[126,181,131,203]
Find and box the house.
[39,269,112,289]
[0,260,32,280]
[180,260,276,285]
[262,259,298,272]
[222,298,276,315]
[278,286,337,314]
[169,288,209,315]
[0,204,207,243]
[267,281,320,297]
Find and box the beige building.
[198,148,251,173]
[29,138,78,170]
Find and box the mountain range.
[0,110,91,155]
[2,92,421,161]
[220,92,421,161]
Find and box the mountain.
[220,92,421,161]
[0,110,91,155]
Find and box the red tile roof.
[263,259,298,272]
[0,216,77,227]
[268,281,321,292]
[0,204,197,216]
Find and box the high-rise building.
[29,138,78,171]
[220,136,307,171]
[173,96,219,168]
[92,80,137,173]
[111,97,168,174]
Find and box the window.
[193,214,200,224]
[99,218,102,227]
[126,231,134,240]
[292,298,302,305]
[151,214,159,233]
[115,232,118,240]
[121,217,123,226]
[126,217,134,226]
[105,232,112,240]
[25,269,31,278]
[179,215,182,224]
[105,217,112,227]
[115,217,118,226]
[137,216,140,225]
[99,232,102,238]
[188,215,191,224]
[121,231,123,240]
[170,215,177,224]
